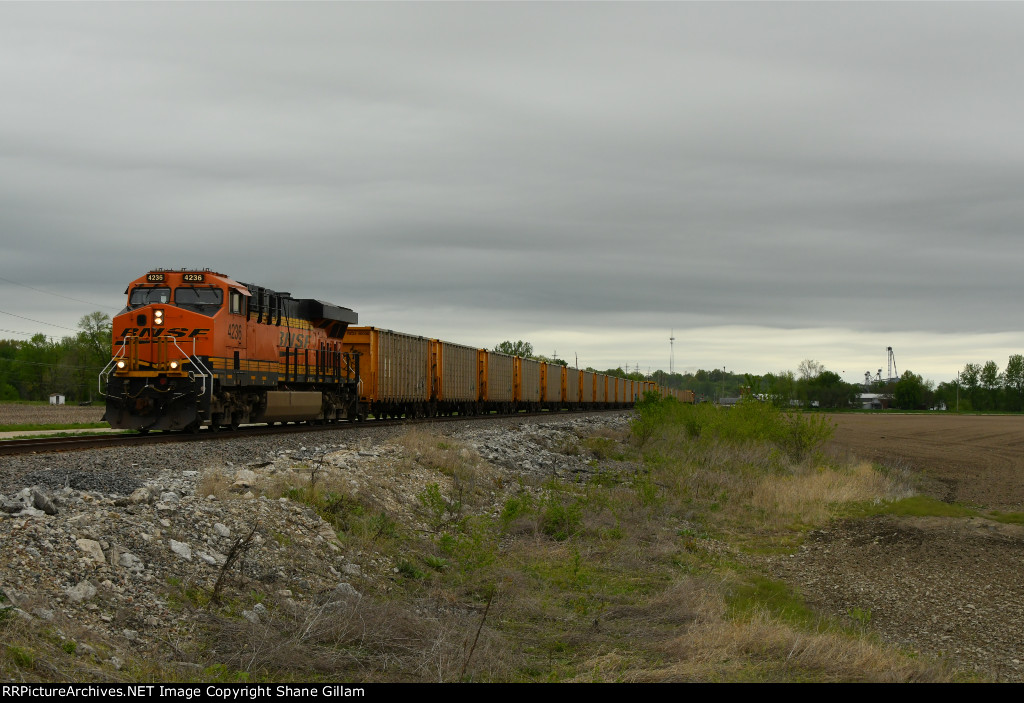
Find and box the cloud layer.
[2,4,1022,382]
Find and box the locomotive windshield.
[128,286,170,307]
[174,286,223,314]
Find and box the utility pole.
[669,329,675,376]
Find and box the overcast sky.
[2,2,1023,384]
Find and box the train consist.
[101,269,694,432]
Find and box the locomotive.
[101,269,693,432]
[101,269,359,432]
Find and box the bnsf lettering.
[278,331,310,348]
[119,328,208,338]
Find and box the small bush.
[539,497,583,541]
[417,483,462,532]
[500,494,535,528]
[6,645,35,669]
[630,397,835,459]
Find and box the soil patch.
[827,413,1024,510]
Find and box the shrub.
[630,396,834,459]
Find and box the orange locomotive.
[101,269,359,431]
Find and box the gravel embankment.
[0,412,629,677]
[2,410,1022,681]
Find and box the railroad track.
[0,409,629,456]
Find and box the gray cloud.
[2,3,1023,380]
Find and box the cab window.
[175,287,223,307]
[229,289,245,315]
[174,286,224,316]
[129,286,170,307]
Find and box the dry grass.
[188,413,957,682]
[650,601,953,682]
[201,591,517,682]
[196,470,234,500]
[0,600,132,682]
[749,462,915,528]
[395,430,483,476]
[641,425,916,532]
[560,575,954,683]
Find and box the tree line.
[0,326,1017,412]
[0,312,111,403]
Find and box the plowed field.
[827,413,1024,510]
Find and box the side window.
[230,290,245,315]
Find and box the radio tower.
[887,346,898,383]
[669,329,675,375]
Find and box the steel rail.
[0,408,630,457]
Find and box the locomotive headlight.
[117,361,126,369]
[169,361,178,369]
[154,309,164,322]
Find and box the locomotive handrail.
[100,336,212,407]
[176,337,213,407]
[168,337,210,392]
[98,340,130,396]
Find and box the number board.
[182,273,205,282]
[146,273,165,282]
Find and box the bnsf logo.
[278,331,310,348]
[119,328,209,338]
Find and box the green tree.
[961,363,982,410]
[933,380,959,411]
[1004,354,1024,411]
[534,354,568,367]
[77,311,112,361]
[806,370,855,409]
[798,359,825,380]
[980,360,1003,410]
[893,370,926,410]
[768,370,797,407]
[493,340,534,358]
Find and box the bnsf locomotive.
[101,269,359,432]
[101,269,694,432]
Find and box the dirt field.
[0,403,106,427]
[827,413,1024,510]
[760,412,1024,681]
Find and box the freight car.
[101,270,694,432]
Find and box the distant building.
[49,393,65,406]
[857,393,888,410]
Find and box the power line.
[0,328,61,341]
[0,357,104,371]
[0,309,81,333]
[0,275,116,310]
